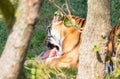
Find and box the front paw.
[45,57,58,67]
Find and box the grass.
[0,19,8,54]
[0,0,120,79]
[22,60,77,79]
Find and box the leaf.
[105,56,111,61]
[117,39,120,45]
[113,68,120,78]
[54,10,61,16]
[64,18,72,28]
[93,45,99,53]
[70,18,76,26]
[64,18,80,28]
[70,18,80,29]
[31,68,36,74]
[0,0,15,31]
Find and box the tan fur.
[107,26,120,58]
[44,15,120,68]
[45,22,81,68]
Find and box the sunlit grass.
[23,59,77,79]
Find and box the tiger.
[106,26,120,73]
[107,26,120,58]
[37,12,120,69]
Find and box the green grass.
[21,60,77,79]
[0,0,120,79]
[0,19,7,55]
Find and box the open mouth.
[39,42,60,60]
[46,42,59,51]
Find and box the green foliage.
[111,0,120,26]
[27,29,46,59]
[22,60,77,79]
[93,45,99,53]
[63,17,72,28]
[62,16,79,29]
[118,39,120,45]
[0,19,8,55]
[0,0,15,30]
[105,56,111,62]
[113,66,120,78]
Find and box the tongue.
[48,48,57,57]
[40,48,57,60]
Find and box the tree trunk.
[77,0,111,79]
[0,0,42,79]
